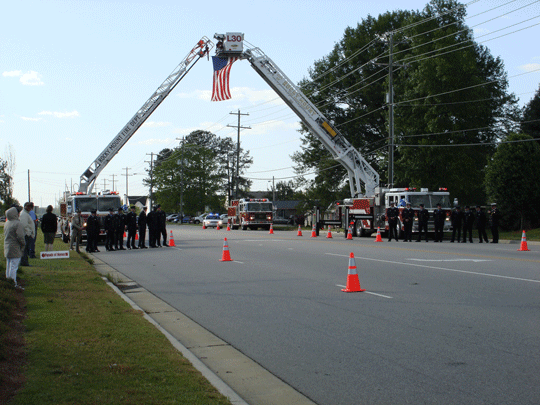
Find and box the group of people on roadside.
[3,202,58,290]
[385,201,501,243]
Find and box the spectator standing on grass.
[70,208,84,252]
[4,207,26,290]
[41,205,58,251]
[19,202,35,266]
[28,205,38,258]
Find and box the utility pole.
[123,167,131,204]
[175,137,186,220]
[110,174,117,192]
[102,178,109,192]
[145,152,155,208]
[227,110,251,199]
[388,32,395,189]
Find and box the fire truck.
[213,33,456,238]
[227,198,273,230]
[59,191,122,242]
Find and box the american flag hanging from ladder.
[211,56,238,101]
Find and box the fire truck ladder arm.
[78,37,214,194]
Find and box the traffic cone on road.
[311,223,317,238]
[269,224,274,234]
[202,222,207,229]
[226,223,231,231]
[341,252,365,293]
[168,230,176,247]
[326,225,333,239]
[518,230,530,251]
[135,232,139,241]
[123,231,127,238]
[297,225,303,237]
[216,223,220,230]
[220,238,233,262]
[375,227,383,242]
[346,224,353,240]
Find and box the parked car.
[173,215,191,223]
[220,214,228,221]
[192,213,209,224]
[166,213,180,222]
[0,216,5,222]
[273,216,290,225]
[202,213,223,228]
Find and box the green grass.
[0,225,231,405]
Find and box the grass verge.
[0,226,231,405]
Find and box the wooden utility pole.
[227,110,251,199]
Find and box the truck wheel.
[357,220,367,237]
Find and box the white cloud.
[21,116,42,121]
[3,70,44,85]
[38,110,80,118]
[3,70,23,77]
[143,121,171,127]
[519,63,540,73]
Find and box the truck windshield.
[74,198,98,212]
[97,197,122,211]
[246,203,273,211]
[430,194,451,208]
[408,195,431,208]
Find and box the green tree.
[521,84,540,142]
[485,133,540,230]
[0,145,16,213]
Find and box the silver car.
[202,214,223,228]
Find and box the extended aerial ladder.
[78,37,214,194]
[214,33,379,198]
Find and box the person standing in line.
[156,205,168,247]
[386,201,400,242]
[147,206,158,248]
[126,206,138,249]
[104,208,116,251]
[433,203,445,242]
[70,209,84,252]
[416,203,430,242]
[114,207,126,250]
[489,202,501,243]
[475,205,489,243]
[402,202,414,242]
[462,206,475,243]
[28,205,38,258]
[86,210,100,253]
[41,205,58,251]
[4,207,26,290]
[19,202,36,266]
[450,206,463,243]
[138,206,148,248]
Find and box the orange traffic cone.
[518,230,530,251]
[220,238,233,261]
[226,223,231,231]
[202,223,207,229]
[326,225,333,239]
[216,223,220,230]
[135,232,139,241]
[269,224,274,234]
[123,231,127,238]
[169,230,176,247]
[311,223,317,238]
[297,225,303,237]
[341,252,365,292]
[375,227,383,242]
[346,224,353,240]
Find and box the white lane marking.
[233,261,244,264]
[335,285,393,299]
[326,253,540,284]
[408,258,491,263]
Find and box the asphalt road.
[98,226,540,405]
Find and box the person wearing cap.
[462,206,474,243]
[156,205,168,247]
[19,202,36,266]
[86,210,100,253]
[70,208,83,252]
[114,207,126,250]
[104,208,116,251]
[402,202,414,242]
[450,206,463,243]
[433,203,445,242]
[138,206,148,248]
[489,203,501,243]
[41,205,58,252]
[386,201,400,242]
[416,203,430,242]
[475,205,489,243]
[126,206,138,249]
[147,206,158,248]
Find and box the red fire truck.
[227,198,273,230]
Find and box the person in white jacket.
[19,202,35,266]
[4,206,26,289]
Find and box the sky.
[1,0,539,209]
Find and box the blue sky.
[1,0,539,209]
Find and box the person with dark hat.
[104,208,116,251]
[138,206,148,248]
[475,205,489,243]
[416,203,430,242]
[126,206,138,249]
[86,209,100,253]
[489,203,501,243]
[147,206,158,248]
[433,203,445,242]
[402,201,414,242]
[156,205,168,247]
[450,206,463,243]
[114,207,126,250]
[386,201,400,242]
[462,206,475,243]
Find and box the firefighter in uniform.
[156,205,168,247]
[462,206,475,243]
[147,206,158,248]
[433,203,445,242]
[416,203,429,242]
[114,207,126,250]
[86,209,99,253]
[402,202,414,242]
[386,201,400,242]
[126,206,138,249]
[475,205,489,243]
[450,206,463,242]
[138,206,148,248]
[489,203,501,243]
[104,208,116,251]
